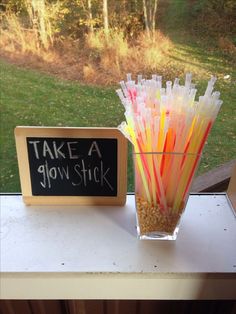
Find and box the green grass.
[0,60,129,191]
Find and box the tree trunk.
[142,0,150,37]
[143,0,158,38]
[26,0,39,47]
[37,0,49,49]
[152,0,158,34]
[103,0,109,36]
[87,0,94,33]
[26,0,50,50]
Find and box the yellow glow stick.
[125,118,151,203]
[164,115,195,205]
[173,118,210,211]
[146,125,157,204]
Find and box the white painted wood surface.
[1,194,236,299]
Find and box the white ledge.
[1,194,236,299]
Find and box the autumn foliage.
[0,0,235,85]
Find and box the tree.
[151,0,158,33]
[25,0,52,49]
[87,0,94,33]
[142,0,158,37]
[103,0,109,35]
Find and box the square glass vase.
[133,151,201,240]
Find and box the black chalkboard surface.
[15,127,127,205]
[27,137,117,196]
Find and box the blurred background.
[0,0,235,192]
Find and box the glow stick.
[116,73,223,216]
[125,113,151,203]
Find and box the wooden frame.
[15,126,127,206]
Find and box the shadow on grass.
[157,0,235,78]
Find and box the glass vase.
[133,151,201,240]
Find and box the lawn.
[0,60,133,192]
[0,57,235,193]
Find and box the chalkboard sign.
[15,127,127,205]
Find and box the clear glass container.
[133,152,201,240]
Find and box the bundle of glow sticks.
[117,73,223,213]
